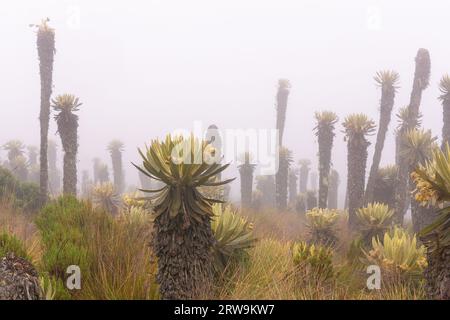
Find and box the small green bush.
[35,196,113,295]
[0,166,40,212]
[0,232,29,260]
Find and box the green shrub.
[35,196,113,296]
[35,195,158,300]
[0,166,40,212]
[0,231,29,260]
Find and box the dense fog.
[1,0,449,204]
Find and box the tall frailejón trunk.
[288,169,298,205]
[328,169,339,209]
[275,79,290,146]
[298,160,310,194]
[238,154,255,209]
[365,71,398,204]
[314,112,337,208]
[395,49,430,224]
[276,148,291,211]
[36,20,55,205]
[347,138,369,229]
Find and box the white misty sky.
[0,0,448,204]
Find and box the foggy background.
[0,0,449,205]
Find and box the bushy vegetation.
[34,196,158,299]
[0,166,40,212]
[0,232,30,260]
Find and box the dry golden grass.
[241,208,307,242]
[0,198,42,264]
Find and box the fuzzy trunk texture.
[239,164,254,208]
[276,86,289,146]
[347,139,369,230]
[153,201,215,300]
[395,48,430,224]
[111,151,124,193]
[327,170,339,209]
[276,152,290,210]
[57,113,78,196]
[365,84,396,204]
[37,26,55,205]
[299,166,309,194]
[317,128,334,208]
[442,99,450,149]
[424,244,450,300]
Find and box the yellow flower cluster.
[410,171,440,205]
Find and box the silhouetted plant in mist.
[395,48,430,225]
[275,79,290,145]
[34,18,55,205]
[48,140,61,195]
[255,175,276,208]
[439,74,450,149]
[3,140,28,182]
[288,168,298,205]
[276,147,292,210]
[365,71,399,204]
[314,111,338,208]
[238,152,256,208]
[373,165,397,210]
[27,145,40,185]
[327,169,339,209]
[107,140,125,194]
[298,159,311,194]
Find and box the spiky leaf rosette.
[438,74,450,102]
[92,182,122,215]
[3,140,26,162]
[211,204,257,274]
[363,227,427,280]
[396,106,422,133]
[134,134,234,299]
[305,208,340,247]
[401,129,437,167]
[412,144,450,250]
[374,70,400,91]
[292,241,334,281]
[107,140,124,153]
[357,202,394,246]
[342,114,376,140]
